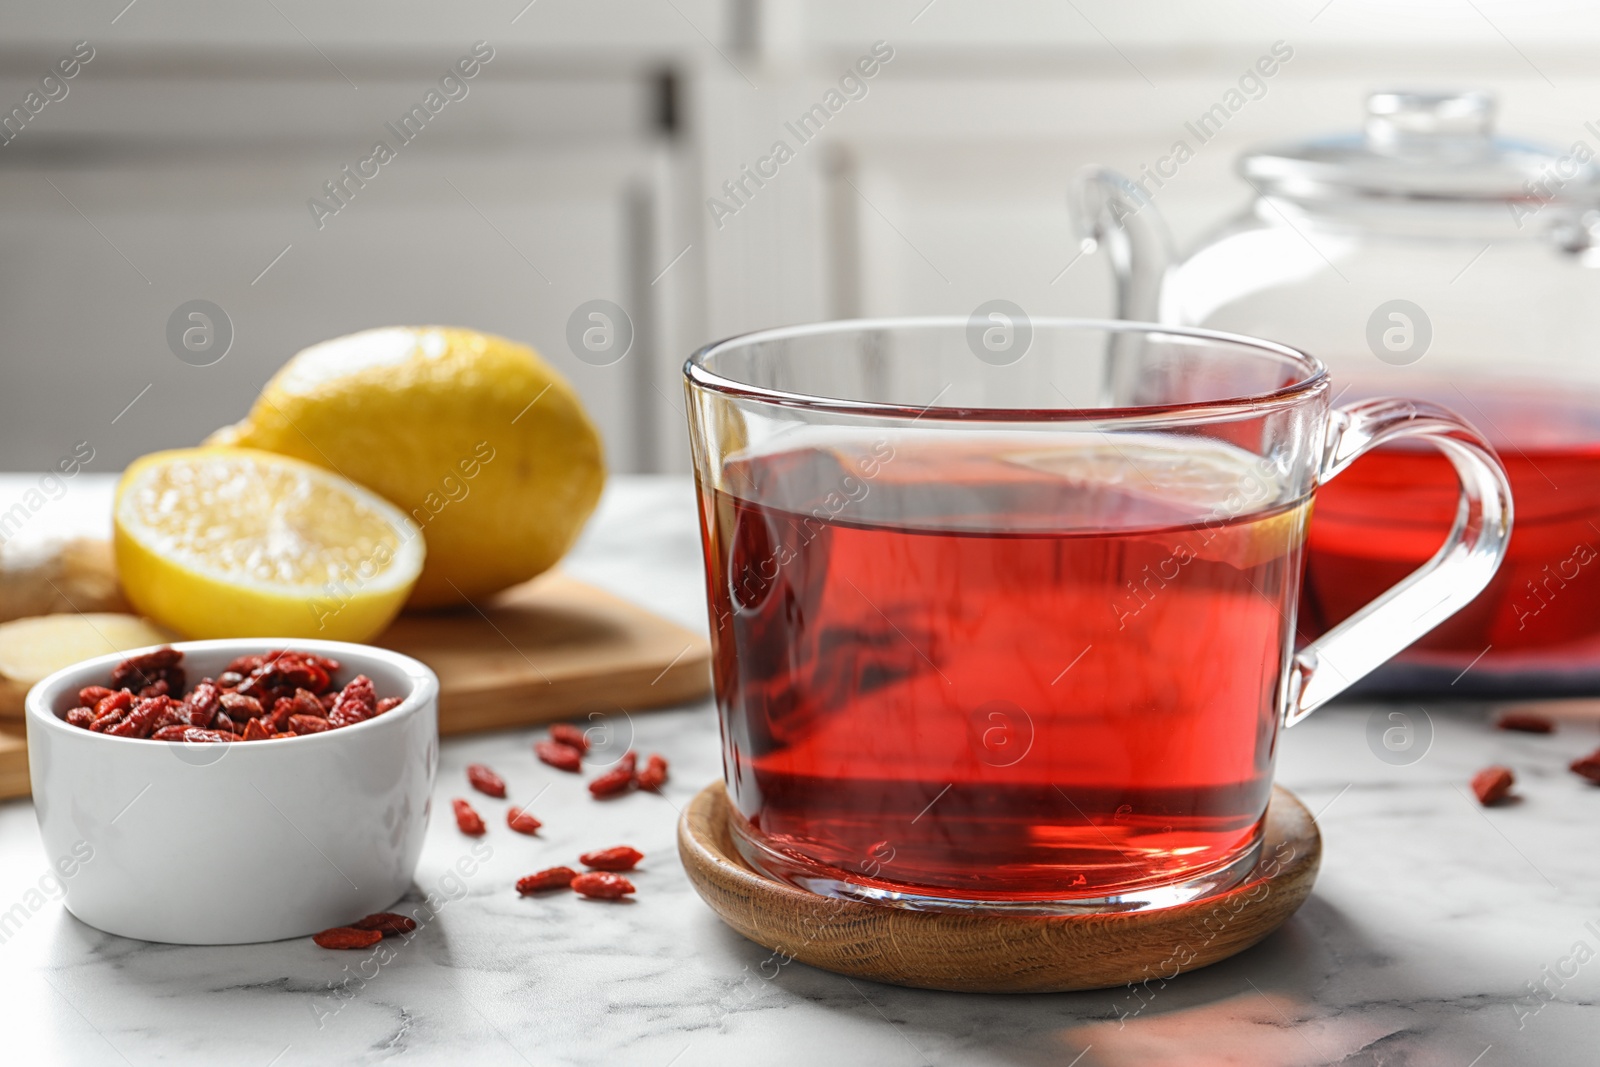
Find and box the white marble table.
[2,475,1597,1066]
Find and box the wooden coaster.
[679,781,1320,993]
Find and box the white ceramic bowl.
[25,638,438,944]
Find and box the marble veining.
[1,475,1597,1065]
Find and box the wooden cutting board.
[0,572,711,801]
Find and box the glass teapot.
[1072,90,1600,692]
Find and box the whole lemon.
[207,326,605,607]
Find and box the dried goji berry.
[1495,712,1555,734]
[375,696,403,715]
[637,753,668,792]
[580,846,643,872]
[106,695,180,739]
[1570,749,1600,783]
[174,728,239,743]
[182,680,221,729]
[351,912,417,937]
[89,689,134,731]
[327,675,377,728]
[452,798,486,836]
[516,867,577,894]
[571,872,635,899]
[223,653,267,678]
[72,649,399,744]
[219,692,264,721]
[78,685,115,708]
[237,651,331,705]
[535,739,583,773]
[1471,765,1514,805]
[111,646,185,697]
[549,723,590,753]
[466,763,507,798]
[267,688,323,732]
[506,806,542,835]
[312,926,384,950]
[268,697,295,732]
[588,751,637,798]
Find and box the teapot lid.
[1239,90,1600,205]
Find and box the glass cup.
[684,318,1512,913]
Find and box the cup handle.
[1285,397,1514,726]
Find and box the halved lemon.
[113,447,424,641]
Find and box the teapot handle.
[1068,166,1174,323]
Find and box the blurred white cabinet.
[7,0,1600,475]
[0,31,700,474]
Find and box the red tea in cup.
[706,441,1308,904]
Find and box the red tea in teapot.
[702,439,1310,902]
[1299,384,1600,669]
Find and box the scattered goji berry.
[637,753,669,792]
[351,912,417,937]
[548,723,590,753]
[580,846,643,872]
[467,763,507,798]
[452,798,486,836]
[1471,765,1515,806]
[1495,712,1555,734]
[1570,749,1600,783]
[506,806,542,834]
[312,926,384,950]
[571,872,635,899]
[535,739,583,773]
[588,751,637,798]
[516,867,577,894]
